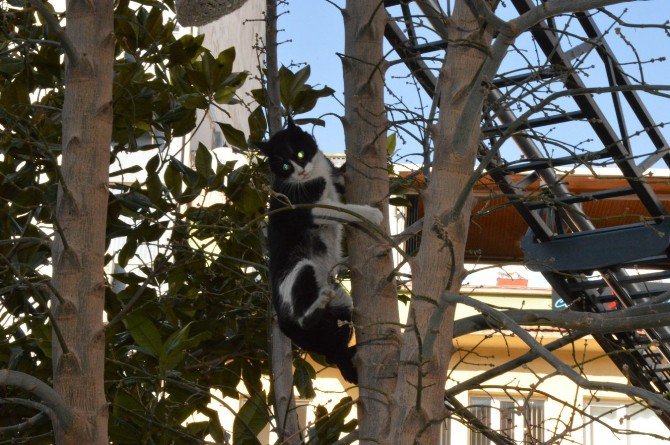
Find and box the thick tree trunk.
[387,2,495,443]
[51,0,114,443]
[342,2,401,443]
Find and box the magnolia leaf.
[123,314,162,357]
[232,392,268,445]
[217,122,248,149]
[195,143,213,177]
[386,132,397,156]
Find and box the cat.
[257,118,383,384]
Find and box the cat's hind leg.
[298,287,336,329]
[278,261,334,329]
[329,285,353,322]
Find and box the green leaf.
[389,196,412,207]
[195,143,213,177]
[387,132,397,156]
[248,106,267,143]
[232,392,268,445]
[217,47,236,79]
[145,172,163,204]
[293,356,316,399]
[217,122,248,149]
[241,359,262,395]
[109,165,142,178]
[146,154,160,174]
[250,87,267,107]
[278,65,294,107]
[168,34,205,66]
[181,93,208,110]
[117,238,138,268]
[159,322,192,372]
[313,396,356,443]
[293,117,325,127]
[291,65,311,94]
[123,313,162,357]
[164,162,183,197]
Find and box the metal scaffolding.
[384,0,670,427]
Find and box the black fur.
[260,119,361,384]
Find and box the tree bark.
[51,0,114,443]
[342,2,401,443]
[387,2,495,443]
[265,1,302,442]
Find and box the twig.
[445,293,670,413]
[0,412,47,435]
[28,0,80,66]
[445,331,586,396]
[512,0,638,37]
[105,266,161,330]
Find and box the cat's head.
[257,118,325,181]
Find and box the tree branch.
[453,303,670,337]
[28,0,80,66]
[445,331,587,396]
[464,0,515,36]
[446,396,515,445]
[465,0,638,38]
[511,0,638,36]
[445,294,670,413]
[0,412,47,435]
[0,370,73,431]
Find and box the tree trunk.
[265,1,302,442]
[387,2,495,443]
[51,0,114,443]
[342,2,401,443]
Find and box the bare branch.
[392,217,424,244]
[446,332,587,396]
[0,412,47,435]
[511,0,637,36]
[464,0,515,36]
[445,294,670,413]
[0,370,73,431]
[453,303,670,337]
[446,396,515,445]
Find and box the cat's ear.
[255,141,272,156]
[286,115,296,130]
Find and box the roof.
[398,170,670,263]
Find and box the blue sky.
[277,0,670,169]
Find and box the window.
[404,195,422,255]
[470,397,492,445]
[440,416,452,445]
[585,402,670,445]
[468,396,545,445]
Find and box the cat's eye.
[297,151,305,160]
[281,163,290,171]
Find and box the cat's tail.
[329,345,358,384]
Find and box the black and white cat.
[257,119,383,384]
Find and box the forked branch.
[0,370,73,432]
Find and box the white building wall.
[189,0,265,157]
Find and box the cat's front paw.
[365,207,384,226]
